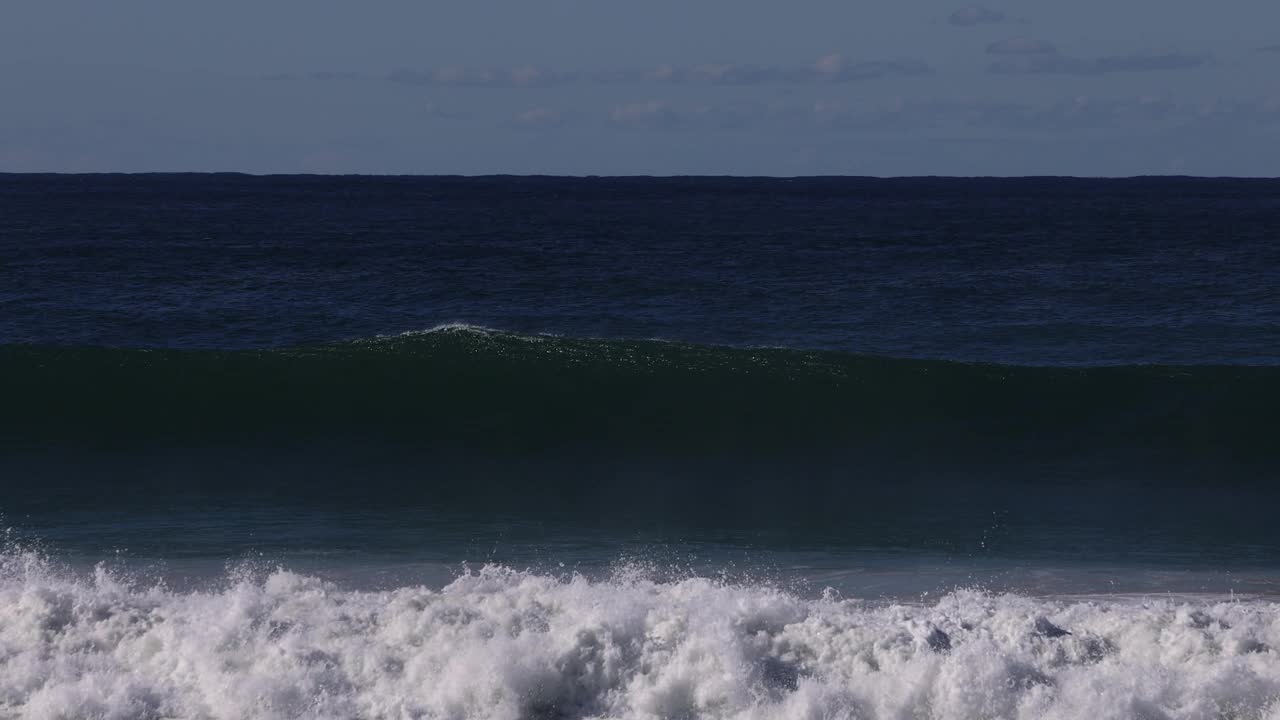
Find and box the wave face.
[3,549,1280,720]
[2,325,1276,467]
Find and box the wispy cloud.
[949,7,1006,27]
[811,56,933,83]
[510,107,569,129]
[308,71,363,82]
[608,100,778,130]
[609,100,684,129]
[385,56,930,89]
[1259,45,1280,54]
[596,94,1280,134]
[651,56,929,85]
[388,66,570,88]
[986,38,1057,56]
[989,50,1212,76]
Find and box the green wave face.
[1,326,1276,468]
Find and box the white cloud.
[949,7,1006,26]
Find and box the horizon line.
[3,171,1278,180]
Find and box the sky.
[2,0,1278,175]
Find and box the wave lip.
[3,553,1280,720]
[2,328,1277,474]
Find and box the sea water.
[1,175,1278,718]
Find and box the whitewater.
[4,549,1280,720]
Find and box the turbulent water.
[2,174,1279,718]
[6,550,1280,720]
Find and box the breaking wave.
[3,546,1280,720]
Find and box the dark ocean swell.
[2,325,1275,470]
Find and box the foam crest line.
[0,326,1276,464]
[3,552,1280,720]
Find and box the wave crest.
[2,330,1275,474]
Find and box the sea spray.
[3,547,1280,719]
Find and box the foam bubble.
[2,550,1279,719]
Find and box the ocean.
[1,173,1278,719]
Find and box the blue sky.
[2,0,1278,175]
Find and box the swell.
[0,325,1275,465]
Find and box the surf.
[3,546,1280,720]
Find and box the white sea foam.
[3,549,1280,720]
[401,322,505,336]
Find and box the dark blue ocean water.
[4,174,1278,363]
[2,174,1279,596]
